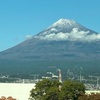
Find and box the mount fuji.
[0,18,100,61]
[0,18,100,75]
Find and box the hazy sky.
[0,0,100,51]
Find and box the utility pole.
[58,69,62,83]
[58,69,62,91]
[79,67,83,82]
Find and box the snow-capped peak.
[51,18,77,27]
[34,18,99,42]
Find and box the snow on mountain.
[34,18,100,42]
[50,18,77,28]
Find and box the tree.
[29,79,60,100]
[78,93,100,100]
[0,96,16,100]
[61,80,85,100]
[29,79,85,100]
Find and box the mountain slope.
[0,18,100,60]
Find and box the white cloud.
[68,28,89,41]
[50,28,58,32]
[35,28,100,42]
[26,35,33,40]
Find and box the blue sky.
[0,0,100,51]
